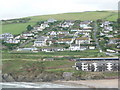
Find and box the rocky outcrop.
[2,74,15,82]
[2,72,108,82]
[62,72,73,81]
[2,72,63,82]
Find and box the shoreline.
[54,79,118,88]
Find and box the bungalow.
[82,33,90,38]
[41,23,49,28]
[69,44,87,51]
[53,47,65,51]
[0,33,14,40]
[34,26,43,31]
[69,44,80,51]
[106,49,116,53]
[104,26,113,31]
[42,48,53,52]
[47,18,57,23]
[75,37,90,44]
[14,35,21,39]
[22,32,34,37]
[102,21,111,26]
[57,38,72,44]
[33,36,48,47]
[106,35,114,38]
[41,47,65,52]
[100,32,105,36]
[61,21,74,28]
[57,34,66,38]
[17,47,38,52]
[36,23,49,30]
[71,29,79,32]
[80,21,92,29]
[103,30,110,33]
[89,46,96,49]
[80,24,88,29]
[80,21,90,25]
[57,31,69,35]
[78,30,92,33]
[61,24,70,28]
[108,38,120,44]
[82,26,93,30]
[48,31,57,36]
[46,40,54,46]
[5,39,20,44]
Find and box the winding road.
[93,21,117,56]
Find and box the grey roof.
[36,36,46,41]
[71,44,79,46]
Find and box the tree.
[27,25,33,31]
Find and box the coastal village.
[1,17,119,84]
[0,0,119,87]
[1,19,119,55]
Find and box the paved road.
[93,21,117,56]
[93,21,102,52]
[19,39,32,47]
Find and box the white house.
[108,38,119,44]
[104,26,113,31]
[106,49,116,53]
[102,21,111,26]
[69,44,87,51]
[42,48,53,52]
[17,47,38,52]
[0,33,14,40]
[5,39,20,44]
[47,18,57,23]
[42,47,65,52]
[22,33,34,37]
[61,21,74,28]
[75,37,90,44]
[89,46,96,49]
[57,38,72,44]
[34,36,48,47]
[41,23,49,28]
[78,30,92,33]
[82,33,90,37]
[57,31,69,35]
[80,21,92,29]
[106,35,114,38]
[14,35,21,39]
[34,26,43,31]
[49,31,57,36]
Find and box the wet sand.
[54,79,118,88]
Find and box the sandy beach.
[54,79,118,88]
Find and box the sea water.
[0,82,89,88]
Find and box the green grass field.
[2,49,108,61]
[2,59,75,73]
[2,22,36,35]
[2,11,118,35]
[29,11,118,21]
[106,13,118,21]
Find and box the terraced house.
[75,37,91,44]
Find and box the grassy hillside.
[29,11,118,21]
[2,22,35,35]
[2,11,118,35]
